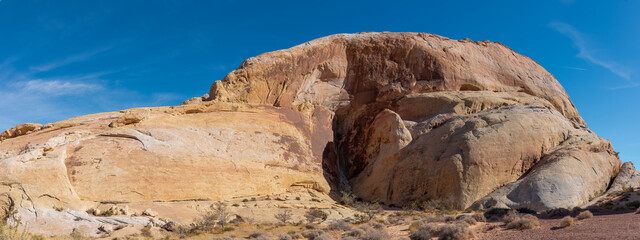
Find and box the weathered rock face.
[209,32,621,210]
[0,32,626,234]
[1,123,42,139]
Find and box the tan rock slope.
[0,32,628,235]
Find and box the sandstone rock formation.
[208,32,621,210]
[0,123,42,139]
[0,32,628,235]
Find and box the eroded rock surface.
[0,32,627,235]
[209,32,621,210]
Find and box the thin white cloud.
[550,22,637,89]
[563,66,588,71]
[16,79,102,96]
[29,46,113,72]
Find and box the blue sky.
[0,1,638,165]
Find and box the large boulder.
[0,32,626,233]
[209,32,621,210]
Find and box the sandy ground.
[474,210,640,240]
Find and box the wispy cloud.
[14,80,102,96]
[550,22,637,89]
[29,46,113,72]
[0,53,184,131]
[563,66,588,71]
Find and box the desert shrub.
[275,210,293,225]
[366,222,384,230]
[455,213,485,225]
[502,211,520,225]
[409,229,432,240]
[354,213,371,224]
[355,202,383,223]
[420,199,446,212]
[386,215,407,225]
[141,225,153,237]
[418,222,443,236]
[558,216,575,228]
[437,223,474,240]
[425,214,455,223]
[0,222,29,240]
[505,214,540,230]
[242,199,249,202]
[626,200,640,209]
[576,210,593,220]
[222,227,235,232]
[340,191,356,207]
[345,228,366,238]
[403,201,421,212]
[279,234,293,240]
[471,213,486,222]
[302,230,331,240]
[193,202,232,232]
[327,220,351,231]
[296,197,301,200]
[358,226,389,240]
[545,208,571,218]
[305,209,328,223]
[249,232,266,239]
[483,208,513,221]
[408,222,421,233]
[102,208,114,217]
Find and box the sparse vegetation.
[558,216,575,228]
[354,202,383,223]
[278,233,293,240]
[340,190,356,207]
[439,223,475,240]
[545,208,571,218]
[483,208,514,221]
[141,224,153,237]
[424,214,455,223]
[304,209,328,223]
[0,222,29,240]
[360,225,389,240]
[504,214,540,230]
[302,229,331,240]
[409,229,432,240]
[193,202,233,232]
[248,232,269,240]
[455,213,485,225]
[576,210,593,220]
[102,208,114,217]
[327,220,351,231]
[274,210,293,225]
